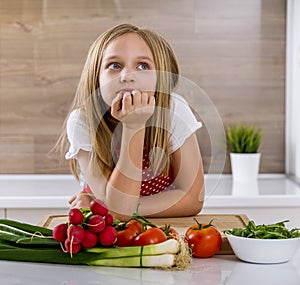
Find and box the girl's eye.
[137,63,149,70]
[108,63,121,70]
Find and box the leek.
[0,247,176,267]
[0,240,185,268]
[88,254,176,267]
[86,239,179,257]
[0,219,191,269]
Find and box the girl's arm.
[103,91,155,219]
[70,91,154,219]
[68,150,107,209]
[71,131,204,219]
[137,133,204,217]
[69,91,204,219]
[70,126,147,219]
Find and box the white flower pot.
[230,153,261,181]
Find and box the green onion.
[0,219,52,236]
[86,239,179,257]
[0,219,190,269]
[0,222,59,247]
[88,254,176,267]
[15,236,60,246]
[0,245,176,267]
[0,239,185,268]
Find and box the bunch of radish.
[53,199,117,255]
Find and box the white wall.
[286,0,300,181]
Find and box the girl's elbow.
[188,183,205,215]
[192,200,204,215]
[184,199,203,216]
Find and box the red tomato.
[116,225,141,247]
[115,220,143,247]
[185,221,222,258]
[132,227,168,246]
[126,220,143,233]
[116,228,136,247]
[159,224,179,239]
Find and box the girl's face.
[99,33,157,106]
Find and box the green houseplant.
[226,124,262,153]
[226,124,263,182]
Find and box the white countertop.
[1,247,300,285]
[1,174,300,284]
[204,174,300,208]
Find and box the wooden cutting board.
[39,214,249,255]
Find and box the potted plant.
[226,124,263,181]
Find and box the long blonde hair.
[56,24,179,180]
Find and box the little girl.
[58,24,205,220]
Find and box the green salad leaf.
[224,220,300,239]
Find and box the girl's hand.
[68,191,94,209]
[111,90,155,129]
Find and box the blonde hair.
[56,23,179,180]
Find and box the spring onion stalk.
[0,219,191,269]
[86,239,179,257]
[0,240,182,268]
[0,246,176,267]
[88,254,176,267]
[0,228,59,247]
[0,219,52,236]
[0,224,34,237]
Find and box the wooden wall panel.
[0,0,286,174]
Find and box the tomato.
[116,220,143,247]
[185,220,222,258]
[159,224,179,239]
[116,228,137,247]
[132,227,168,246]
[126,220,143,233]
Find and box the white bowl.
[225,233,300,264]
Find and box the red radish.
[82,230,98,248]
[53,223,68,242]
[68,208,84,225]
[90,199,108,216]
[67,225,85,244]
[104,213,114,226]
[87,215,105,234]
[98,226,117,246]
[64,238,81,254]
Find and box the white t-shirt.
[65,93,202,160]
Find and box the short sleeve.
[168,93,202,153]
[65,109,92,160]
